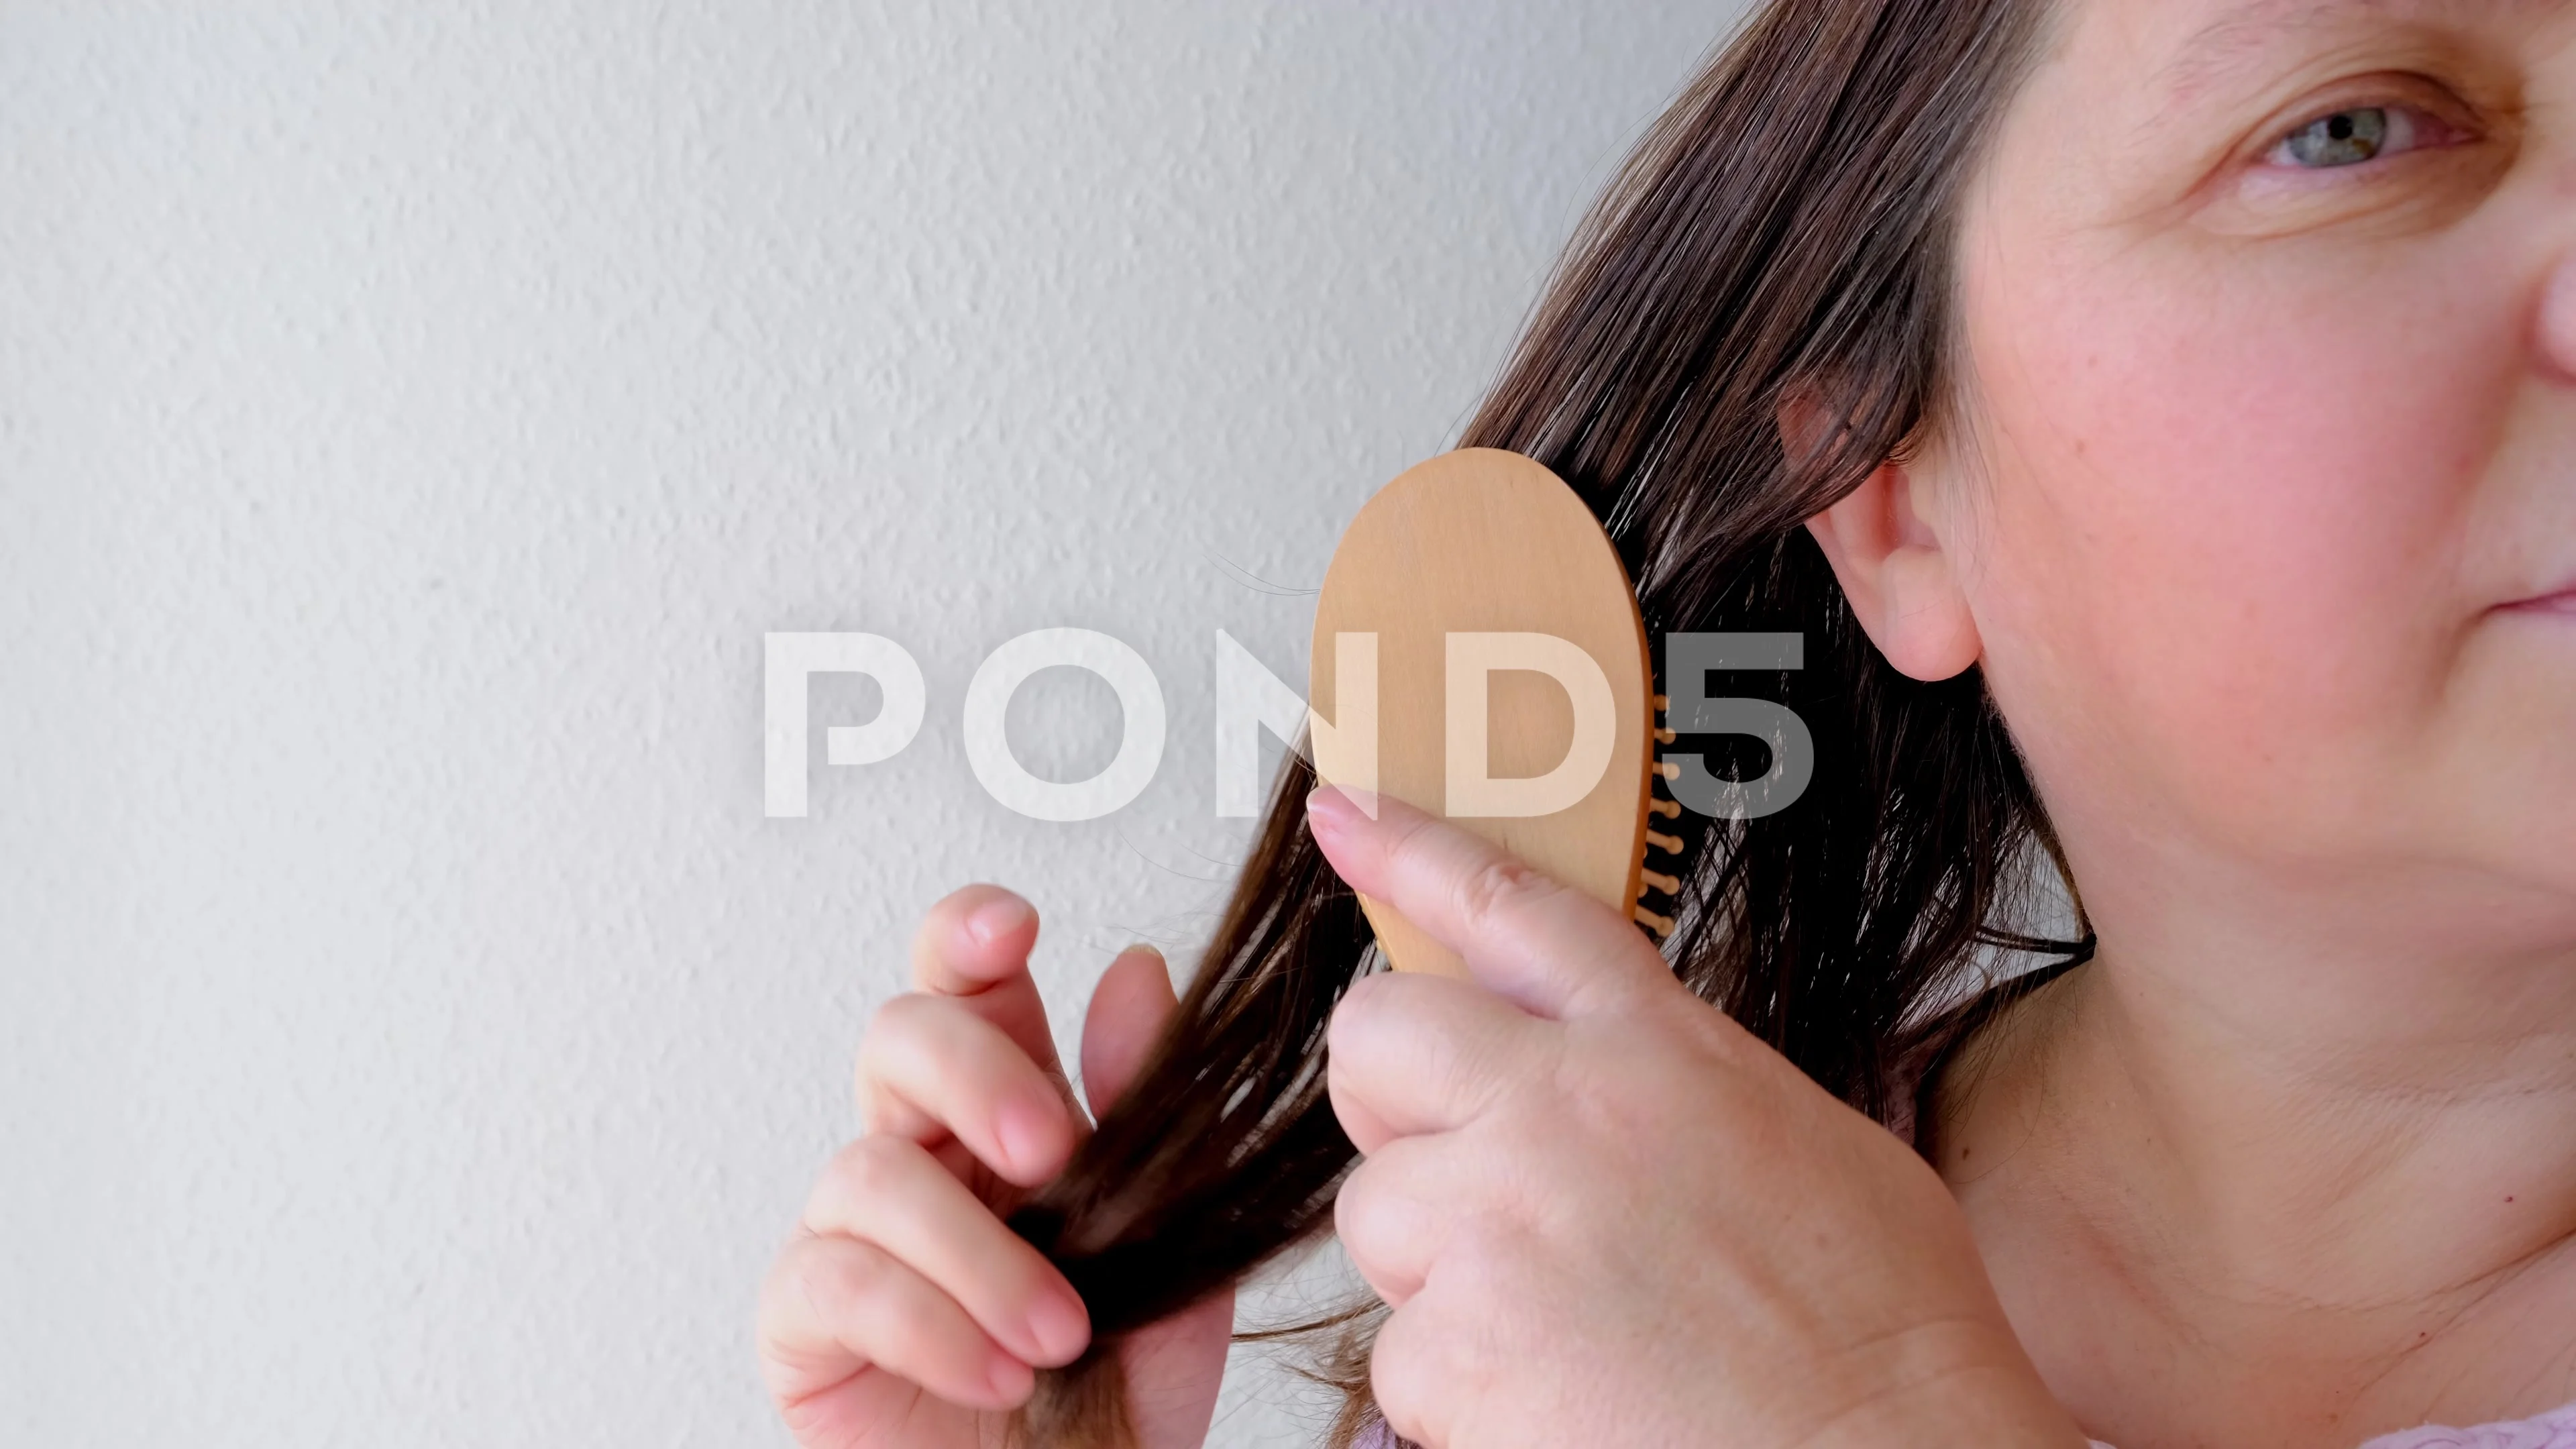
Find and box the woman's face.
[1936,0,2576,943]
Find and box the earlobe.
[1780,397,1982,683]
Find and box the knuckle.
[1450,855,1555,935]
[757,1238,812,1326]
[1330,1199,1369,1275]
[1332,979,1447,1090]
[1368,1308,1444,1442]
[1332,1158,1389,1249]
[855,993,924,1078]
[790,1236,890,1325]
[826,1132,919,1208]
[869,989,938,1041]
[1338,1144,1441,1295]
[856,994,971,1091]
[1328,973,1393,1051]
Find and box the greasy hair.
[1005,0,2088,1443]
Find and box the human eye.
[2186,67,2508,237]
[2254,95,2473,174]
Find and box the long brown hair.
[1006,0,2086,1442]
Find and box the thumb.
[1079,944,1180,1117]
[1306,785,1674,1021]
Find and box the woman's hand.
[756,885,1233,1449]
[1307,786,2085,1449]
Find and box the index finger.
[1305,786,1671,1020]
[906,884,1067,1088]
[1327,969,1550,1152]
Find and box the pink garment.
[2348,1403,2576,1448]
[1351,1401,2576,1448]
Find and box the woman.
[757,0,2576,1444]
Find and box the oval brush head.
[1307,447,1680,975]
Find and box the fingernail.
[968,896,1032,946]
[1026,1291,1090,1364]
[1306,784,1368,833]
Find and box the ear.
[1780,392,1982,682]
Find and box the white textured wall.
[0,3,1735,1444]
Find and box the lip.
[2500,586,2576,616]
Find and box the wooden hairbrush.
[1308,447,1684,975]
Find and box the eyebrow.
[2155,0,2541,111]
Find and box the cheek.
[1959,243,2514,855]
